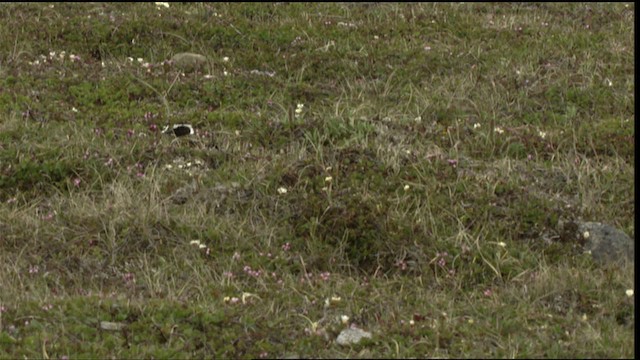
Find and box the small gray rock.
[578,222,634,265]
[100,321,125,331]
[170,52,207,71]
[336,327,372,346]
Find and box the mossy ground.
[0,3,634,358]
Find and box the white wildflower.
[241,292,260,304]
[473,123,481,129]
[626,289,633,297]
[494,127,504,134]
[155,2,169,8]
[277,187,288,194]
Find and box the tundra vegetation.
[0,3,634,358]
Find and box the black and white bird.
[162,124,195,137]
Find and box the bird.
[162,124,194,137]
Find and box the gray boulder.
[577,222,634,265]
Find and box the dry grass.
[0,2,634,358]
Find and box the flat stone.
[99,321,125,331]
[336,327,372,346]
[170,52,207,71]
[578,222,634,265]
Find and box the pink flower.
[73,178,81,187]
[483,289,493,297]
[319,272,330,281]
[282,242,291,251]
[123,273,135,284]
